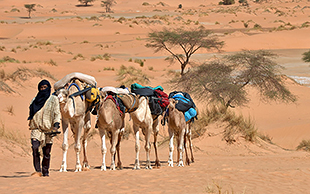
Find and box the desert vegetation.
[146,26,224,75]
[78,0,95,6]
[117,65,151,86]
[101,0,116,13]
[170,50,296,109]
[24,4,36,18]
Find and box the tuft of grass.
[296,140,310,151]
[4,67,56,83]
[134,58,145,67]
[258,133,273,144]
[90,53,111,61]
[10,8,20,12]
[192,105,258,143]
[0,81,15,93]
[103,67,115,71]
[0,56,20,64]
[81,40,89,44]
[0,46,5,51]
[4,105,14,115]
[73,53,85,60]
[45,59,57,66]
[117,65,151,86]
[36,41,52,46]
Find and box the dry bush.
[0,56,20,64]
[117,65,151,87]
[0,81,15,93]
[4,105,14,115]
[258,133,273,144]
[73,53,85,60]
[45,59,57,66]
[296,140,310,151]
[36,41,52,46]
[192,104,258,143]
[5,67,56,82]
[90,53,111,61]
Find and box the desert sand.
[1,0,310,193]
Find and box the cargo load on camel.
[130,83,169,116]
[168,91,198,123]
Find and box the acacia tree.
[101,0,116,13]
[78,0,95,6]
[171,50,296,109]
[145,26,224,76]
[24,4,36,18]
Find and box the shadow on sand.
[0,172,31,178]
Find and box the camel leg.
[187,124,194,163]
[82,113,91,170]
[74,118,84,172]
[184,131,190,166]
[116,132,123,170]
[177,130,185,167]
[99,127,107,171]
[110,131,118,171]
[60,120,69,172]
[144,125,152,170]
[168,127,174,167]
[153,119,161,167]
[133,123,140,170]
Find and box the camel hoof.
[82,167,90,171]
[101,166,106,171]
[155,160,161,167]
[110,165,116,171]
[59,168,67,172]
[60,165,67,172]
[117,166,123,170]
[145,165,152,170]
[177,161,184,167]
[75,164,82,172]
[168,160,174,167]
[133,166,140,170]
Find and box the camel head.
[55,88,69,104]
[168,98,177,111]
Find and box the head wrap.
[28,80,51,120]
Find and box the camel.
[130,96,155,169]
[54,73,96,172]
[166,98,187,167]
[96,94,125,171]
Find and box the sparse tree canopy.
[170,50,296,109]
[79,0,95,6]
[101,0,116,13]
[145,26,224,76]
[302,50,310,63]
[24,4,36,18]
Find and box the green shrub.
[134,59,144,67]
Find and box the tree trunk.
[180,62,187,76]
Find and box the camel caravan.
[53,72,198,171]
